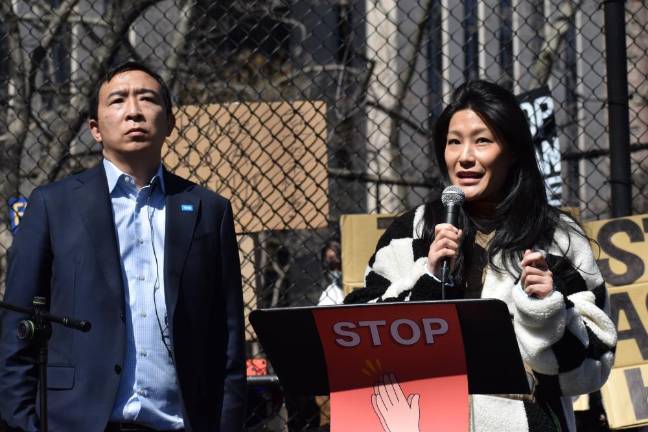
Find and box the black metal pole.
[604,0,632,217]
[38,341,48,432]
[0,300,91,332]
[0,298,90,432]
[32,297,49,432]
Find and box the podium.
[250,299,530,431]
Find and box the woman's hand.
[520,249,553,299]
[427,224,462,277]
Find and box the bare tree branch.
[385,0,435,206]
[54,150,103,180]
[0,0,189,298]
[162,0,198,92]
[16,0,81,190]
[30,0,82,78]
[0,1,27,298]
[388,0,434,145]
[366,100,430,137]
[529,0,581,88]
[32,0,164,184]
[0,1,28,199]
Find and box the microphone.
[60,317,92,332]
[441,185,464,226]
[440,185,465,298]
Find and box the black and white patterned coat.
[345,204,617,432]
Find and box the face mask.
[327,270,342,285]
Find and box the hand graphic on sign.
[371,373,421,432]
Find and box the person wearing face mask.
[317,240,343,306]
[344,80,617,432]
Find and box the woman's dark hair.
[426,80,576,277]
[320,239,341,263]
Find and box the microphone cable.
[146,177,174,362]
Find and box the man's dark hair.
[88,61,173,121]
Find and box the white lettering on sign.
[333,318,449,347]
[391,319,421,345]
[519,96,554,137]
[519,91,562,205]
[422,318,449,343]
[358,320,387,346]
[538,137,561,176]
[333,322,361,347]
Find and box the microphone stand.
[0,296,91,432]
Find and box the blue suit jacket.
[0,164,246,432]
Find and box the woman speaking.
[345,81,617,431]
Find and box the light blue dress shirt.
[104,159,184,430]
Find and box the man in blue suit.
[0,62,246,432]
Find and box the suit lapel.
[74,164,125,305]
[163,170,200,325]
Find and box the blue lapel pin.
[181,204,194,212]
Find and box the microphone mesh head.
[441,185,465,207]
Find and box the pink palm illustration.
[371,372,421,432]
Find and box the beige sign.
[602,363,648,429]
[583,214,648,429]
[607,283,648,369]
[602,283,648,429]
[340,213,398,294]
[600,282,648,428]
[164,101,329,233]
[584,214,648,287]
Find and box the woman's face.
[444,109,513,204]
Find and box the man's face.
[89,69,174,164]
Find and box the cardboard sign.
[598,283,648,428]
[602,364,648,429]
[584,214,648,287]
[340,214,398,294]
[572,394,589,411]
[165,101,329,233]
[312,303,469,431]
[608,283,648,368]
[583,215,648,429]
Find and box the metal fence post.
[604,0,633,217]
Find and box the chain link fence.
[1,0,646,430]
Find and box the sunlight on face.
[444,109,513,204]
[89,70,174,165]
